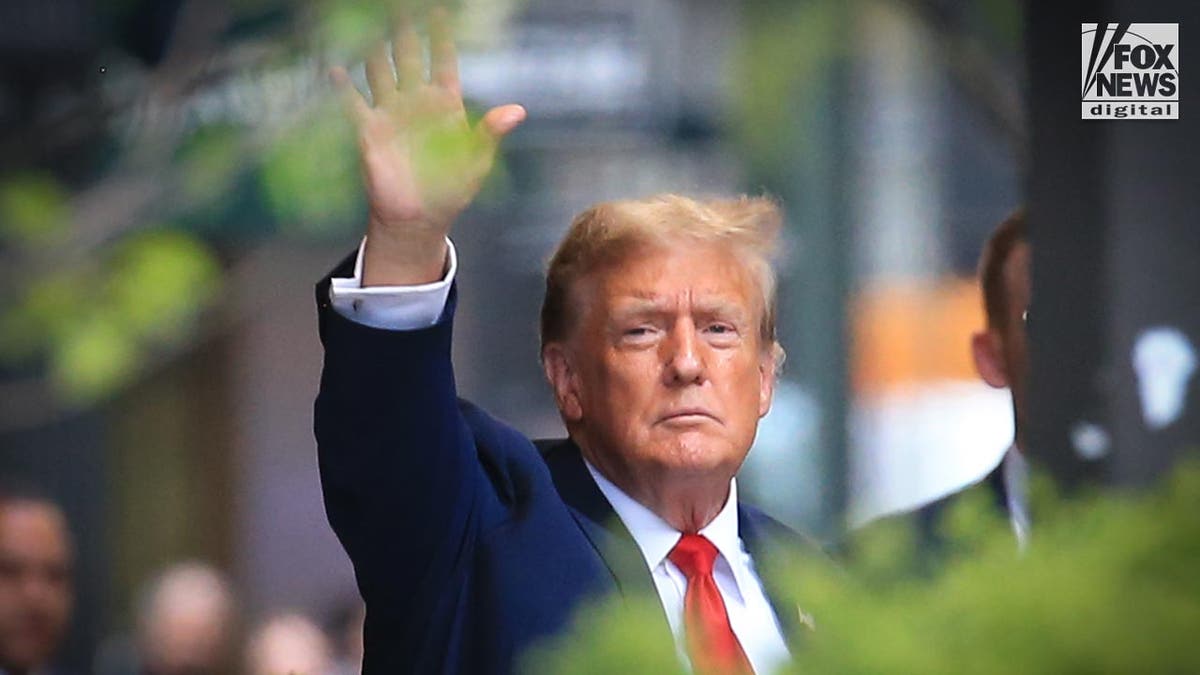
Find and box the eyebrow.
[609,295,751,321]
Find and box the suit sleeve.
[314,252,484,629]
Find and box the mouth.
[658,408,720,425]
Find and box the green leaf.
[0,173,70,247]
[259,105,362,237]
[52,314,138,401]
[106,229,221,342]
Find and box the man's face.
[999,242,1031,441]
[0,502,73,673]
[552,241,776,495]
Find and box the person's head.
[970,209,1031,448]
[0,484,73,675]
[244,613,331,675]
[136,562,236,675]
[539,194,783,527]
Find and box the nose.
[20,573,52,603]
[663,320,706,386]
[17,567,64,605]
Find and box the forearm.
[315,270,479,593]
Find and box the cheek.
[604,353,660,393]
[582,357,655,422]
[720,352,763,387]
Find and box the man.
[95,562,237,675]
[136,563,236,675]
[245,613,331,675]
[884,210,1032,551]
[967,209,1032,546]
[0,485,73,675]
[315,10,818,674]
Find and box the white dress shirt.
[329,238,791,673]
[585,463,791,674]
[328,237,457,329]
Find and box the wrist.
[361,227,449,286]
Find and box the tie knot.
[669,533,719,578]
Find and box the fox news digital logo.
[1082,23,1179,119]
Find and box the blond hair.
[540,193,784,363]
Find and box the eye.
[618,325,660,346]
[703,322,740,345]
[704,321,738,335]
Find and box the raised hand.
[330,8,526,285]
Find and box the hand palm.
[358,82,476,231]
[332,10,525,239]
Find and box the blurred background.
[1,0,1193,672]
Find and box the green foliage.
[531,465,1200,673]
[316,0,393,55]
[178,124,245,205]
[0,173,71,247]
[0,271,88,362]
[521,595,686,675]
[105,230,221,344]
[54,313,141,402]
[1,228,221,401]
[315,0,455,55]
[730,0,846,176]
[259,104,363,238]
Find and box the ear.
[541,343,583,422]
[971,329,1009,389]
[757,347,779,418]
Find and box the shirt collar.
[1004,443,1031,549]
[583,460,747,594]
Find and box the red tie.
[668,534,754,675]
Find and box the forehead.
[0,502,70,559]
[585,241,760,310]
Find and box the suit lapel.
[739,506,804,655]
[537,439,678,651]
[540,440,812,657]
[536,439,663,604]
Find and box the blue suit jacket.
[314,257,816,674]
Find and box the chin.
[658,435,743,476]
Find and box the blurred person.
[245,613,331,675]
[0,484,73,675]
[859,210,1032,551]
[966,209,1032,545]
[132,562,236,675]
[315,9,822,674]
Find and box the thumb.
[478,104,527,145]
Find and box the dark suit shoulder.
[457,399,557,511]
[738,503,830,560]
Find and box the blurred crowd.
[0,485,363,675]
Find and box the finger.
[478,104,527,147]
[429,6,460,94]
[365,43,396,107]
[329,66,371,123]
[392,13,423,91]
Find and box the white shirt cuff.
[328,237,457,330]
